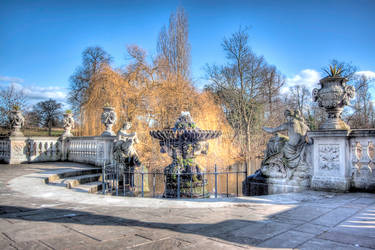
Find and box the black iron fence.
[102,162,248,199]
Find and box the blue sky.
[1,0,374,108]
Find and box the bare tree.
[205,28,283,166]
[68,46,112,112]
[288,85,311,115]
[262,65,285,116]
[348,75,374,128]
[32,99,63,136]
[0,85,27,128]
[157,7,191,81]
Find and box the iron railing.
[102,162,248,199]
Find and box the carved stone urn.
[312,76,355,130]
[61,112,74,137]
[101,106,117,136]
[9,109,25,137]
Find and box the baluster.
[360,141,372,172]
[351,141,360,175]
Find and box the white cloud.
[0,75,24,84]
[22,86,68,101]
[0,75,69,108]
[355,71,375,80]
[281,69,321,94]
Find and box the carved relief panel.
[318,144,340,173]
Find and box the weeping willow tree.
[76,46,240,171]
[71,8,241,171]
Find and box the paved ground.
[0,162,374,249]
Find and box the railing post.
[141,167,144,198]
[190,172,193,198]
[123,171,125,196]
[116,163,119,196]
[236,166,239,197]
[177,168,181,199]
[214,164,218,199]
[226,171,229,198]
[202,172,205,198]
[102,162,106,195]
[153,172,156,198]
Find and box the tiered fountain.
[150,112,221,198]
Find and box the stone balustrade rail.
[0,135,115,166]
[349,130,375,191]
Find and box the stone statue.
[9,108,25,137]
[61,112,74,137]
[113,122,141,171]
[101,106,117,136]
[259,109,311,184]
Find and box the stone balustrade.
[0,138,10,163]
[25,137,61,163]
[66,136,115,166]
[349,130,375,191]
[1,135,115,166]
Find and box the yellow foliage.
[79,63,240,171]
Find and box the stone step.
[45,168,101,183]
[71,181,103,193]
[49,173,102,188]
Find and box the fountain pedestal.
[150,112,221,198]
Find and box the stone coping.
[307,130,350,138]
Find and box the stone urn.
[61,112,74,137]
[312,76,355,130]
[101,106,117,136]
[9,109,25,137]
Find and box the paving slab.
[299,238,373,250]
[257,230,314,248]
[309,206,362,227]
[1,163,375,249]
[294,222,331,235]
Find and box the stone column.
[308,130,351,192]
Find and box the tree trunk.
[48,119,52,136]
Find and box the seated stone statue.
[113,122,141,171]
[259,109,311,184]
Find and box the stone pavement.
[0,163,374,249]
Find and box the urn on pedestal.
[312,67,355,130]
[101,105,117,136]
[9,107,24,137]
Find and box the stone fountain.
[150,112,221,198]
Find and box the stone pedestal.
[308,130,351,192]
[8,137,28,164]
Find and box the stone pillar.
[8,137,28,164]
[308,130,351,192]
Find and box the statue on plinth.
[113,122,141,171]
[251,109,311,187]
[61,111,74,137]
